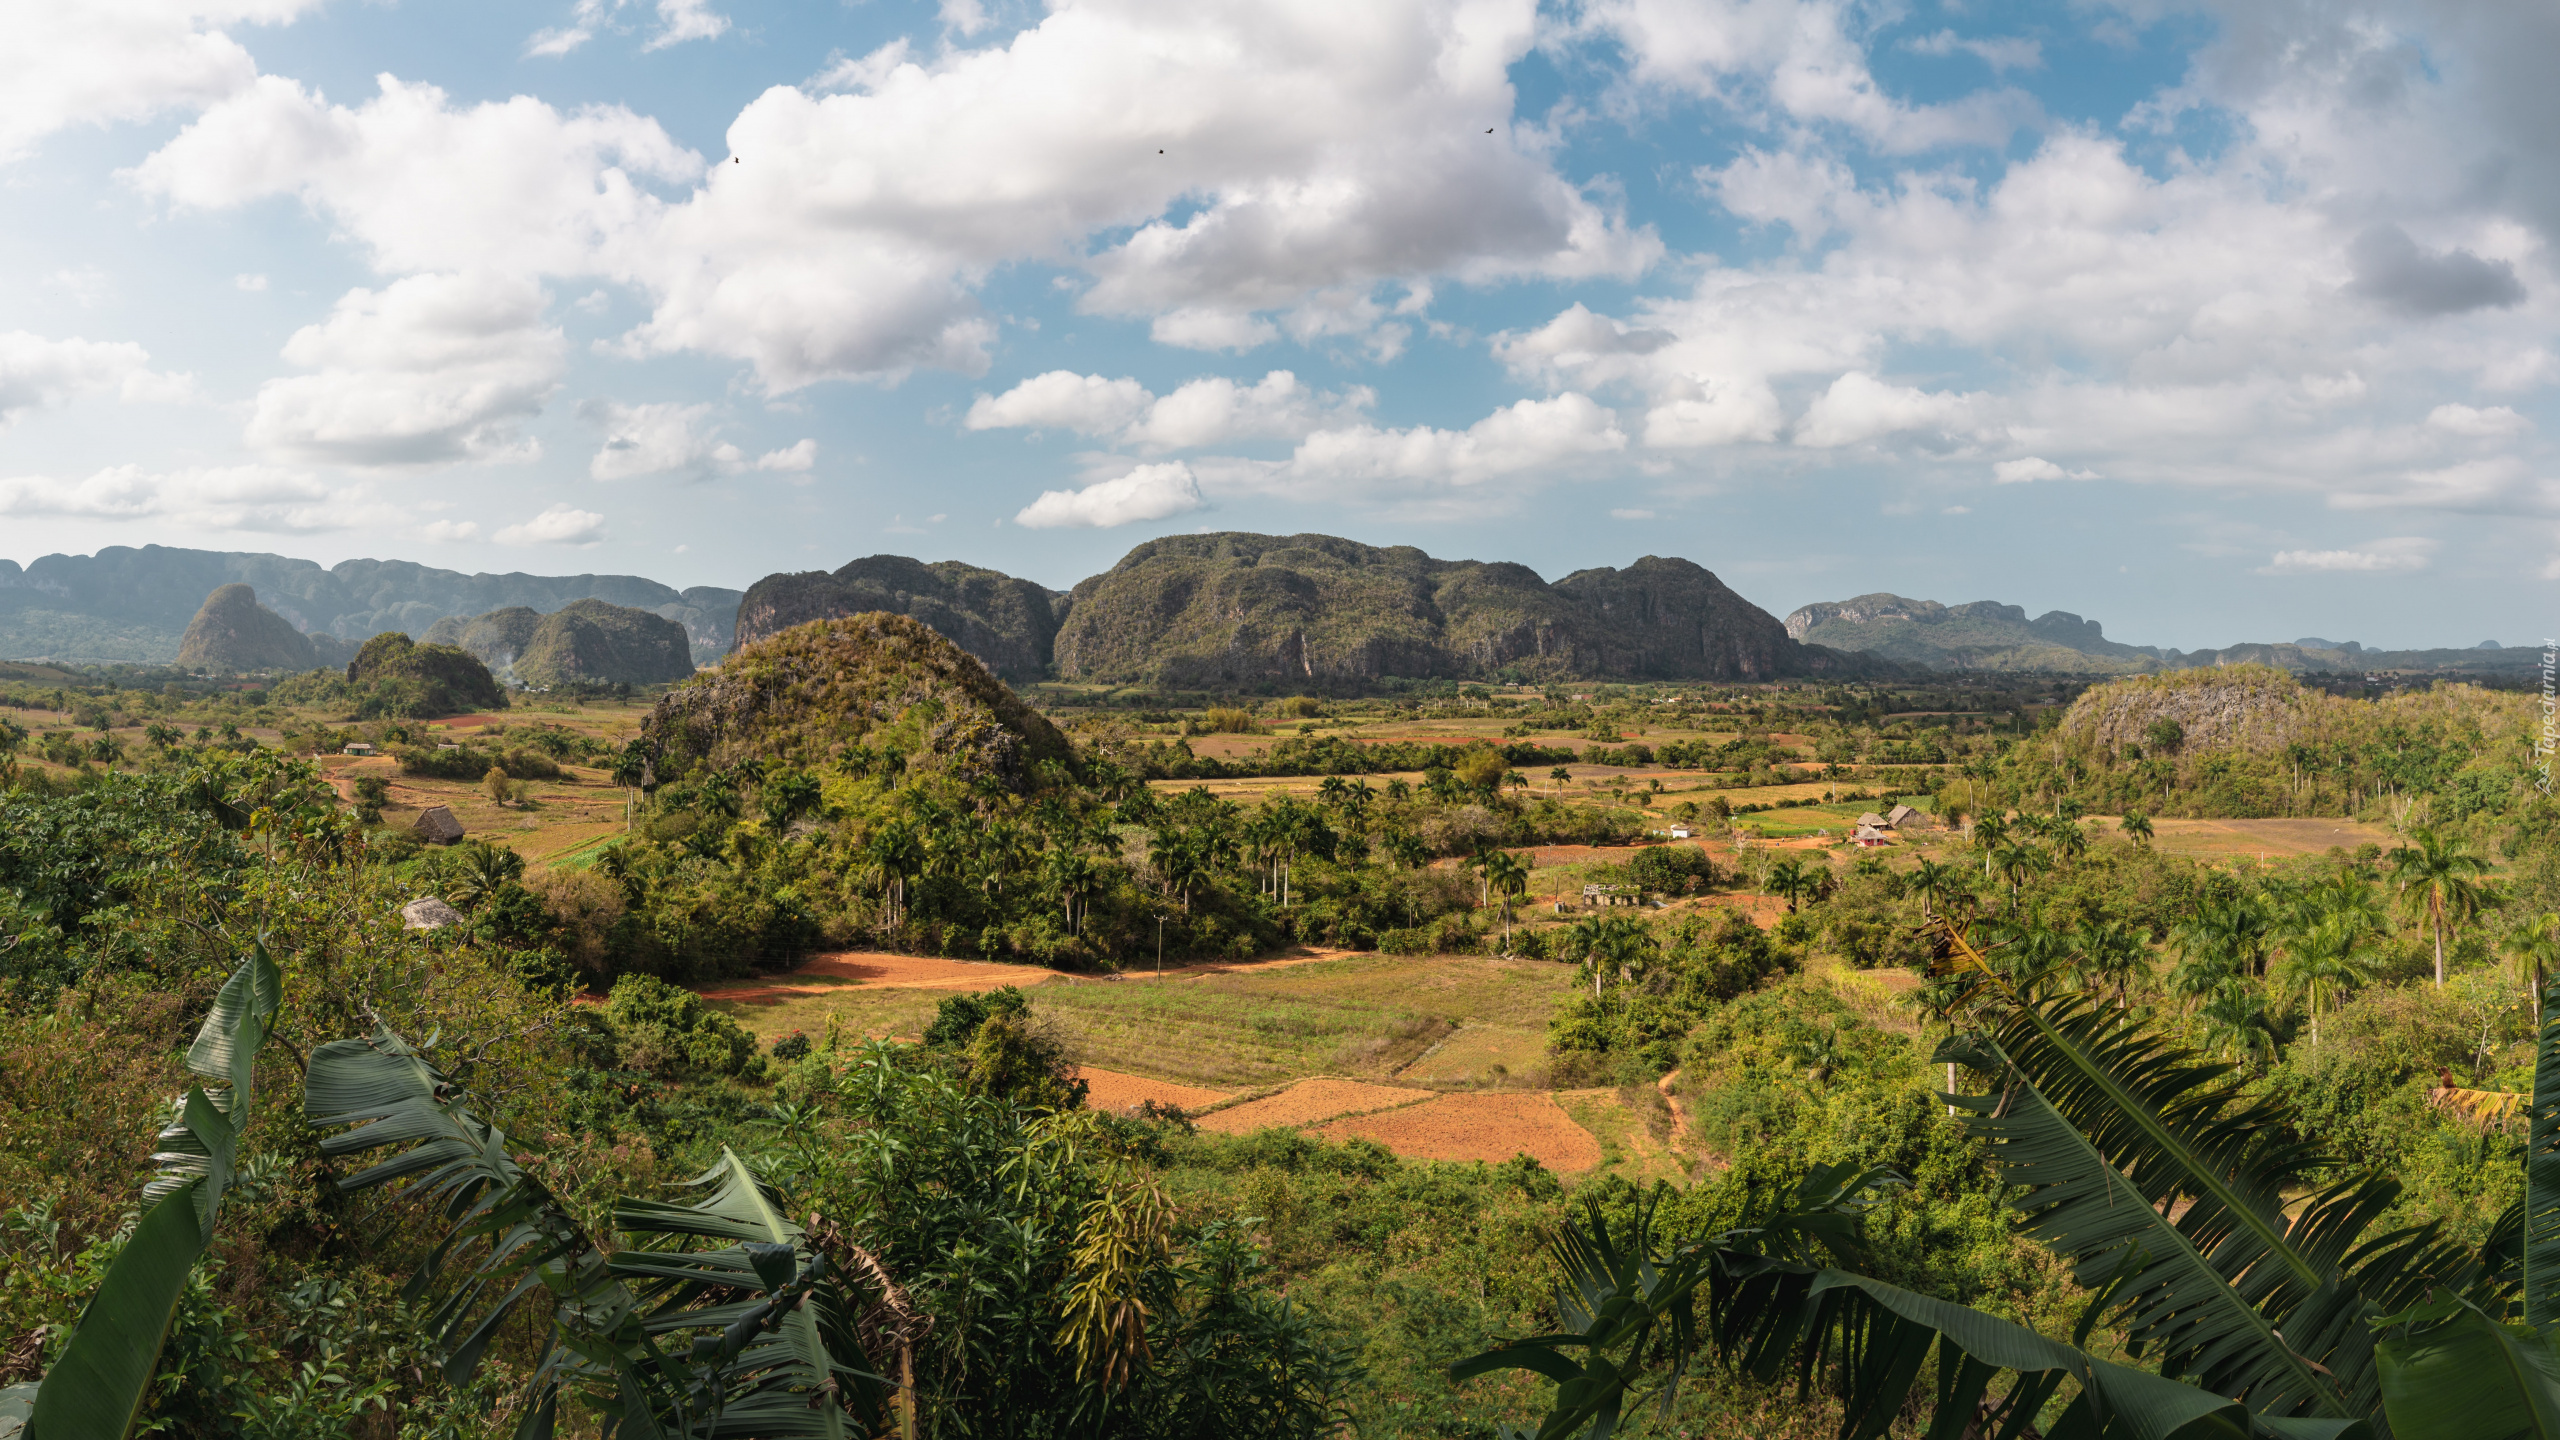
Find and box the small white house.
[341,742,377,757]
[1668,825,1693,839]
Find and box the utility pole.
[1156,914,1163,978]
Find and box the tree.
[1482,849,1529,949]
[2069,918,2148,1009]
[1971,811,2009,878]
[2390,825,2493,988]
[2273,909,2377,1045]
[2120,809,2154,846]
[1765,856,1813,914]
[1456,935,2560,1438]
[1906,858,1962,922]
[1989,839,2050,903]
[2507,912,2560,1023]
[1548,766,1570,798]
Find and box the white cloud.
[1992,456,2096,484]
[1901,30,2042,73]
[966,372,1153,437]
[495,502,607,546]
[645,0,728,50]
[2258,537,2437,575]
[46,268,111,307]
[1794,372,1985,449]
[0,332,187,426]
[965,368,1373,450]
[0,463,347,532]
[0,0,322,163]
[233,272,268,291]
[1575,0,2040,152]
[246,272,564,466]
[130,74,701,277]
[1014,461,1205,528]
[1608,507,1654,519]
[422,519,480,541]
[2425,402,2532,438]
[1243,393,1627,495]
[583,400,818,481]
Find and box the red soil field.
[1077,1067,1232,1114]
[1197,1078,1431,1134]
[1314,1091,1602,1171]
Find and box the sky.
[0,0,2550,651]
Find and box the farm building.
[413,805,465,845]
[1581,883,1644,907]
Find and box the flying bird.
[1486,127,1494,133]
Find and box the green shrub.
[603,973,757,1078]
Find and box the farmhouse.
[1887,803,1919,827]
[413,804,465,845]
[1580,883,1644,908]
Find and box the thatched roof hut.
[401,897,465,930]
[412,805,464,845]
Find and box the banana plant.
[13,947,283,1440]
[304,1020,890,1438]
[1455,928,2560,1437]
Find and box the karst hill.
[743,532,1874,688]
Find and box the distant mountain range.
[1783,592,2529,676]
[0,546,741,667]
[0,541,2526,684]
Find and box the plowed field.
[1197,1078,1430,1133]
[1077,1067,1231,1114]
[1314,1092,1602,1172]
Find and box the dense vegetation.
[1,623,2555,1437]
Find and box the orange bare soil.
[1196,1078,1432,1133]
[1076,1067,1231,1114]
[1314,1091,1602,1172]
[690,952,1076,1005]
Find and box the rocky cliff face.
[1049,533,1861,685]
[2058,666,2314,754]
[174,585,319,672]
[733,556,1062,682]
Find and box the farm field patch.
[1197,1078,1432,1133]
[1314,1091,1603,1172]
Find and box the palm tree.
[1549,766,1571,798]
[2506,911,2560,1023]
[2196,982,2278,1071]
[2069,919,2147,1009]
[2119,809,2154,846]
[865,820,923,928]
[2389,826,2492,987]
[2272,909,2377,1045]
[1482,849,1530,949]
[1154,828,1210,913]
[1905,858,1961,921]
[2046,819,2088,865]
[1970,811,2009,879]
[1989,840,2049,903]
[1765,857,1813,913]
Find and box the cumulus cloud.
[965,369,1372,450]
[0,332,189,426]
[2258,537,2437,575]
[246,272,564,466]
[1574,0,2040,152]
[583,400,816,480]
[2345,225,2526,316]
[421,519,480,541]
[495,502,607,546]
[1228,393,1627,496]
[1794,372,1986,449]
[1014,461,1204,528]
[2424,402,2532,438]
[0,463,347,532]
[130,74,701,277]
[0,0,322,163]
[1992,457,2097,484]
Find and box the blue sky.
[0,0,2549,650]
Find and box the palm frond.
[2527,979,2560,1326]
[307,1025,888,1438]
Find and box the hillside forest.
[0,612,2554,1439]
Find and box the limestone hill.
[733,556,1062,682]
[347,632,508,717]
[641,613,1070,791]
[174,584,319,673]
[1784,593,2158,673]
[1049,533,1867,686]
[426,600,692,687]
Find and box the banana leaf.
[2374,1293,2560,1440]
[306,1026,885,1437]
[26,947,282,1440]
[1938,989,2469,1420]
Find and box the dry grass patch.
[1315,1091,1602,1172]
[1198,1078,1432,1133]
